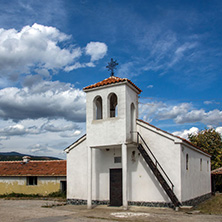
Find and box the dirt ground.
[0,199,222,222]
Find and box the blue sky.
[0,0,221,158]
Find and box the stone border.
[182,193,212,206]
[67,199,108,205]
[67,199,87,205]
[67,199,173,208]
[128,201,174,208]
[68,193,212,208]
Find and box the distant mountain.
[0,152,61,161]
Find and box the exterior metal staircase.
[137,132,181,208]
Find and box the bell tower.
[83,60,141,209]
[83,75,141,147]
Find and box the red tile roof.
[83,76,142,93]
[211,167,222,175]
[0,160,66,176]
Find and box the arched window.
[108,93,118,118]
[186,154,189,170]
[94,96,103,120]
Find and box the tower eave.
[83,76,142,94]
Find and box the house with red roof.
[0,157,66,195]
[65,74,211,209]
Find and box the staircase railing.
[137,132,174,191]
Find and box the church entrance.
[110,168,122,206]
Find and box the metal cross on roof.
[106,58,118,76]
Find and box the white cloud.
[0,24,108,81]
[85,41,108,61]
[140,100,222,126]
[28,143,54,155]
[41,120,79,132]
[147,85,153,88]
[216,127,222,136]
[204,100,220,105]
[173,127,199,139]
[168,42,197,67]
[0,24,80,73]
[157,103,191,120]
[0,80,86,122]
[60,130,82,138]
[175,109,222,125]
[173,126,222,139]
[0,123,40,136]
[204,101,213,105]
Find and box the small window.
[114,156,121,163]
[207,160,209,172]
[186,154,189,170]
[108,93,118,118]
[200,158,202,171]
[94,96,103,120]
[27,176,37,186]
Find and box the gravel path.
[0,199,222,222]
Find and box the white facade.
[85,81,139,147]
[66,76,211,208]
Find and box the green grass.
[195,193,222,214]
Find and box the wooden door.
[110,168,122,206]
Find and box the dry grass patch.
[195,193,222,214]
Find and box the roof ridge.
[83,76,142,93]
[137,119,210,156]
[0,159,66,163]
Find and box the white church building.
[65,75,211,209]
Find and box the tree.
[188,128,222,170]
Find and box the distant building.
[65,76,211,209]
[0,157,66,195]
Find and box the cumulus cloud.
[0,124,40,136]
[140,101,222,126]
[0,24,79,73]
[173,127,199,139]
[60,130,82,138]
[157,103,191,120]
[41,120,79,132]
[0,80,86,122]
[28,143,54,155]
[216,127,222,136]
[139,101,165,123]
[173,126,222,139]
[0,24,108,81]
[175,109,222,125]
[85,41,108,61]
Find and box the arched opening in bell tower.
[108,93,118,118]
[94,96,103,120]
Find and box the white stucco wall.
[67,138,88,199]
[181,145,211,201]
[67,79,211,205]
[67,139,178,203]
[136,120,182,202]
[85,83,139,147]
[127,146,171,202]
